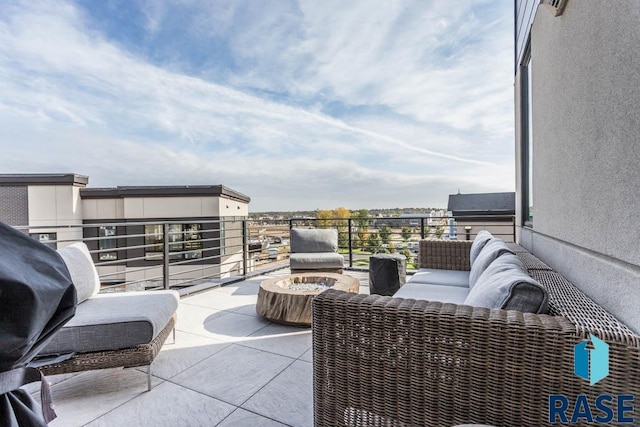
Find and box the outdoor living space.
[34,269,370,427]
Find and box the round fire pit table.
[256,272,359,327]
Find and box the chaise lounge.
[33,243,178,391]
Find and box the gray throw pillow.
[468,238,513,289]
[464,253,549,314]
[290,228,338,253]
[469,230,493,268]
[58,242,101,304]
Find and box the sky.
[0,0,515,211]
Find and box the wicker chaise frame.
[313,241,640,426]
[39,315,176,391]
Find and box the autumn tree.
[379,226,392,246]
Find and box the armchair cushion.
[290,252,344,270]
[290,228,338,253]
[464,254,549,314]
[57,242,100,304]
[39,290,179,355]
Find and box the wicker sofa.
[312,239,640,426]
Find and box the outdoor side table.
[369,253,406,296]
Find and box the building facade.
[447,192,516,242]
[514,1,640,332]
[0,174,250,287]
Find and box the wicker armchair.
[312,240,640,426]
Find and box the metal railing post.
[162,223,170,290]
[348,218,353,268]
[289,218,293,230]
[512,215,516,242]
[242,219,248,277]
[420,218,425,239]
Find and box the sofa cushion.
[57,242,101,304]
[39,290,179,355]
[464,254,549,314]
[409,268,470,288]
[469,230,493,268]
[393,282,469,304]
[468,239,513,289]
[290,228,338,253]
[290,252,344,270]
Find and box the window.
[145,224,202,260]
[31,233,56,249]
[98,226,117,261]
[521,42,534,226]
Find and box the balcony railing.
[15,215,514,294]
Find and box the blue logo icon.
[574,334,609,385]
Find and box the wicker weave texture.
[418,240,472,271]
[40,315,176,375]
[313,242,640,426]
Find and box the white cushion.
[409,269,470,288]
[393,282,469,304]
[57,242,100,304]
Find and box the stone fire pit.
[256,272,359,326]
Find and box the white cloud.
[0,0,515,211]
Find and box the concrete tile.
[86,381,234,427]
[218,279,262,295]
[175,303,227,338]
[171,344,293,406]
[240,323,312,359]
[143,330,231,379]
[299,348,312,363]
[243,360,313,427]
[23,372,81,395]
[48,368,162,427]
[202,311,270,343]
[217,408,288,427]
[182,288,257,311]
[232,303,259,316]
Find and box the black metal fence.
[15,215,514,293]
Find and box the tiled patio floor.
[37,269,370,427]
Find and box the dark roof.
[447,192,515,215]
[80,185,250,203]
[0,173,88,187]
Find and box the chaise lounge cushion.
[38,290,179,355]
[290,228,338,253]
[464,254,548,314]
[290,252,344,270]
[468,239,513,289]
[409,268,470,288]
[469,230,493,268]
[394,282,469,304]
[57,242,100,304]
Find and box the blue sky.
[0,0,514,211]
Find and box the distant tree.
[379,226,392,246]
[435,226,445,239]
[316,210,333,228]
[353,209,370,229]
[368,232,382,253]
[332,207,351,248]
[400,248,413,267]
[401,226,412,242]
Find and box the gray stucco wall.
[516,1,640,332]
